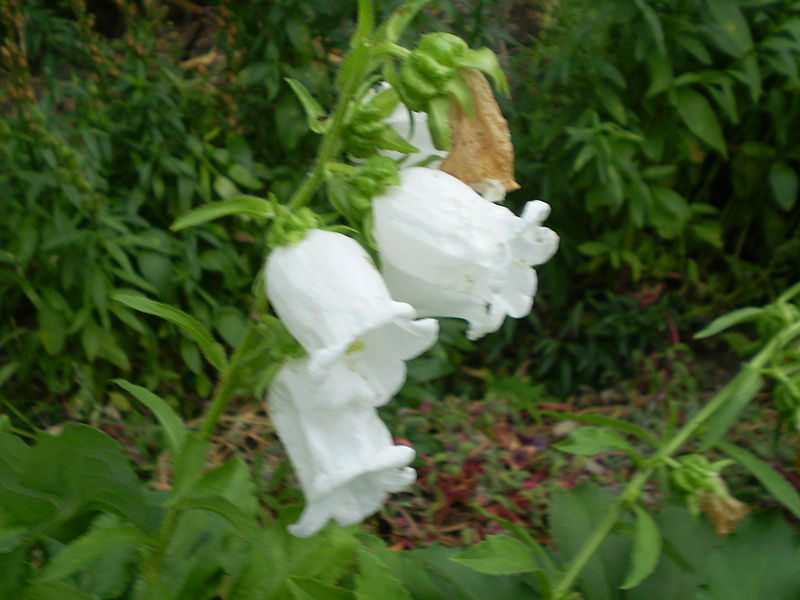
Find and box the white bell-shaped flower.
[268,358,416,538]
[373,167,559,340]
[266,229,438,406]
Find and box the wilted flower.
[373,167,558,340]
[266,229,438,406]
[269,359,416,538]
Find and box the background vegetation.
[1,0,799,598]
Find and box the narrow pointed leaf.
[111,294,227,370]
[170,195,275,231]
[694,307,764,339]
[113,379,186,454]
[717,441,800,520]
[286,78,328,134]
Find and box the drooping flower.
[372,167,558,340]
[269,358,416,538]
[265,229,438,406]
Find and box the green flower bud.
[416,33,468,67]
[268,206,325,249]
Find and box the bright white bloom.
[266,229,438,406]
[373,167,559,340]
[269,358,416,538]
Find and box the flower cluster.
[265,81,558,537]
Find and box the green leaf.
[549,484,631,600]
[0,361,17,388]
[451,534,539,575]
[113,379,186,455]
[38,305,66,355]
[706,0,753,58]
[694,307,764,339]
[285,78,328,134]
[0,526,27,552]
[717,441,800,521]
[694,512,800,600]
[620,505,661,589]
[459,47,509,96]
[699,366,764,450]
[37,526,147,584]
[289,578,354,600]
[375,0,432,43]
[555,426,634,456]
[111,294,227,370]
[427,95,452,151]
[544,412,657,446]
[674,88,727,157]
[170,195,275,231]
[769,162,798,211]
[26,425,149,530]
[649,187,690,239]
[227,164,262,190]
[633,0,665,54]
[180,495,261,545]
[19,582,99,600]
[356,546,411,600]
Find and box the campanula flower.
[372,167,558,340]
[265,229,438,406]
[268,358,416,538]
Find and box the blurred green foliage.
[1,0,799,413]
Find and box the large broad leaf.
[19,582,99,600]
[695,512,800,600]
[355,546,411,600]
[27,425,151,531]
[36,526,147,584]
[288,578,354,600]
[406,545,538,600]
[674,88,727,157]
[549,484,631,600]
[627,506,718,600]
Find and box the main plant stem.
[550,339,781,599]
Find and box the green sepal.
[444,70,474,117]
[367,86,400,119]
[426,95,452,151]
[375,126,420,154]
[458,47,510,96]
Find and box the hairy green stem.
[551,339,779,598]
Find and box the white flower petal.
[268,360,416,538]
[373,168,558,339]
[266,229,438,406]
